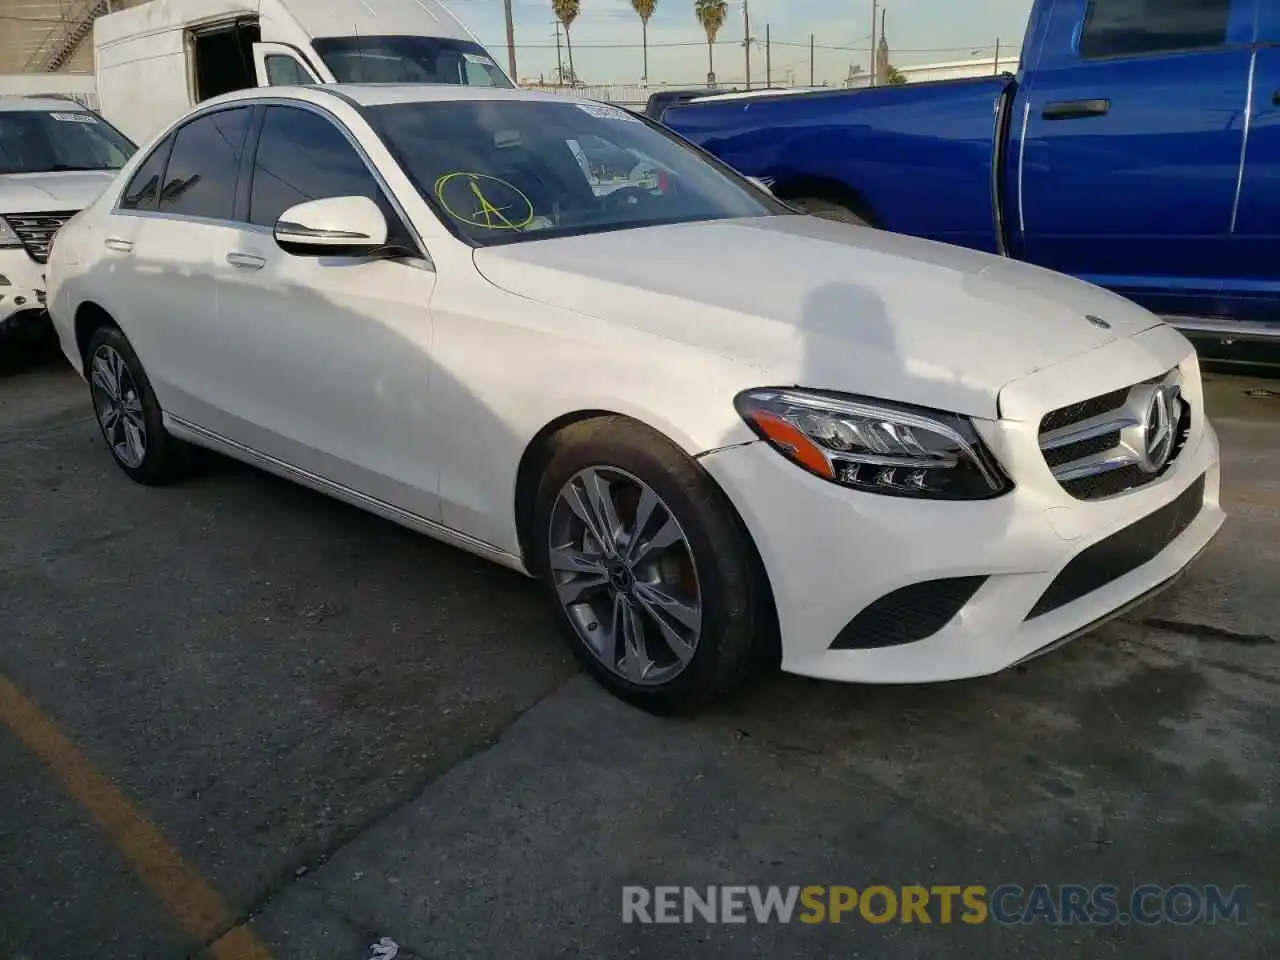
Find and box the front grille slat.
[1,211,77,264]
[1038,387,1129,434]
[1036,369,1190,501]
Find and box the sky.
[444,0,1037,87]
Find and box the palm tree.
[631,0,657,82]
[553,0,581,85]
[694,0,727,86]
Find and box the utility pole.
[554,21,564,86]
[993,37,1001,74]
[880,6,887,81]
[743,0,752,91]
[810,34,815,86]
[870,0,878,86]
[766,24,771,88]
[503,0,517,83]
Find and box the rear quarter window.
[1079,0,1231,59]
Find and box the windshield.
[367,98,785,246]
[312,36,514,87]
[0,109,136,175]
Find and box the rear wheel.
[86,325,192,485]
[789,196,872,227]
[531,418,772,714]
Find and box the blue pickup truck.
[659,0,1280,361]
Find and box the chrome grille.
[1038,369,1191,501]
[1,211,77,264]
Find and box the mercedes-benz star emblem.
[1137,385,1180,473]
[1085,314,1111,329]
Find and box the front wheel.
[531,418,773,714]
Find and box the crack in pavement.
[179,670,582,960]
[1127,616,1277,646]
[0,413,95,444]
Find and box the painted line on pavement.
[0,673,272,959]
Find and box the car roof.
[0,95,94,113]
[197,83,607,112]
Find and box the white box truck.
[93,0,512,143]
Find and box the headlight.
[0,219,21,249]
[734,388,1012,500]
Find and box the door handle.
[1042,98,1110,120]
[104,237,132,253]
[225,252,266,270]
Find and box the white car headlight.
[0,219,21,249]
[734,388,1013,500]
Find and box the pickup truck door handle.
[104,237,132,253]
[225,251,266,270]
[1042,98,1110,120]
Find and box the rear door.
[1013,0,1254,317]
[109,104,255,421]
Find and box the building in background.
[845,52,1018,87]
[1,1,149,106]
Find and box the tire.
[790,196,872,227]
[84,324,192,485]
[531,417,774,715]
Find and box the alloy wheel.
[89,343,147,469]
[547,466,703,686]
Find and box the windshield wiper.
[42,164,113,172]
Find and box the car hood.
[472,215,1164,419]
[0,171,117,215]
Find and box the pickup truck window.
[1079,0,1231,59]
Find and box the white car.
[0,97,135,345]
[46,84,1225,712]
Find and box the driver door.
[211,103,443,522]
[251,42,328,87]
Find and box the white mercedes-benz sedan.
[46,84,1225,712]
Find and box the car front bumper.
[0,249,49,329]
[697,328,1226,684]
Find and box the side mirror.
[274,195,389,257]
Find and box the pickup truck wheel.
[790,197,871,227]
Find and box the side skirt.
[164,414,532,577]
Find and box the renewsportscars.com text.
[622,884,1250,926]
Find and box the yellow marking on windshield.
[435,172,534,230]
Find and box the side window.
[1079,0,1231,59]
[264,55,312,86]
[248,106,407,243]
[118,137,172,211]
[157,107,252,220]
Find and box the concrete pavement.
[1,343,1276,959]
